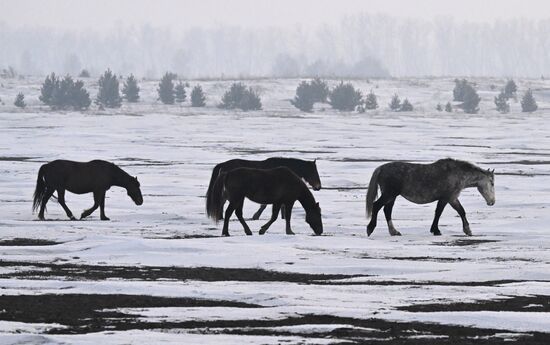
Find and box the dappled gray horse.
[366,158,495,236]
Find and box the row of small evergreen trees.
[291,78,414,112]
[10,73,539,114]
[436,79,537,114]
[30,70,262,111]
[34,70,210,110]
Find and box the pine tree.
[78,69,90,78]
[158,72,176,104]
[175,82,187,103]
[389,94,401,111]
[494,91,510,113]
[445,102,453,112]
[310,77,329,103]
[70,79,92,110]
[96,69,122,108]
[122,74,140,102]
[39,73,59,105]
[521,89,538,112]
[461,85,481,114]
[328,82,362,111]
[14,93,25,108]
[190,85,206,107]
[364,90,378,110]
[219,83,262,111]
[453,79,470,101]
[291,81,315,112]
[400,98,413,111]
[436,103,443,111]
[504,79,517,99]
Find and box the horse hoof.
[391,231,402,236]
[367,227,374,237]
[432,230,442,236]
[222,233,230,237]
[286,232,295,235]
[101,217,110,221]
[70,216,77,221]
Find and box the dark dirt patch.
[0,293,259,334]
[433,239,499,246]
[1,295,547,343]
[0,238,61,246]
[400,295,550,313]
[385,256,468,262]
[0,156,37,162]
[143,234,218,240]
[489,160,550,165]
[0,260,360,283]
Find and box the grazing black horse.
[366,158,495,236]
[206,157,321,221]
[207,167,323,236]
[32,160,143,220]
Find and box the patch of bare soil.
[0,238,61,246]
[399,295,550,313]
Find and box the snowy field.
[1,77,550,344]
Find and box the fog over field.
[2,0,550,78]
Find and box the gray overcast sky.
[2,0,550,31]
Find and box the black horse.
[32,160,143,221]
[206,157,321,221]
[207,167,323,236]
[366,158,495,236]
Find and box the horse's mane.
[436,158,487,175]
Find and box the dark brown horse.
[206,157,321,220]
[207,167,323,236]
[32,160,143,220]
[366,158,495,236]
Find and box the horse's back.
[40,159,116,193]
[225,166,302,202]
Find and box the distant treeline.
[2,14,550,78]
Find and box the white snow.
[1,76,550,343]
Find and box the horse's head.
[306,202,323,235]
[305,159,322,191]
[127,176,143,206]
[477,169,495,206]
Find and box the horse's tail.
[207,171,227,223]
[366,166,381,220]
[206,163,223,218]
[32,165,47,213]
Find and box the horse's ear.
[316,202,319,206]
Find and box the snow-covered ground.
[0,77,549,344]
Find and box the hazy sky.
[2,0,550,31]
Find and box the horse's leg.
[280,204,286,219]
[235,203,253,236]
[367,193,394,236]
[430,200,447,236]
[97,190,109,221]
[252,204,267,220]
[38,188,54,220]
[284,202,295,235]
[81,191,100,219]
[222,203,234,236]
[449,198,472,236]
[259,203,281,235]
[383,198,401,236]
[57,189,76,220]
